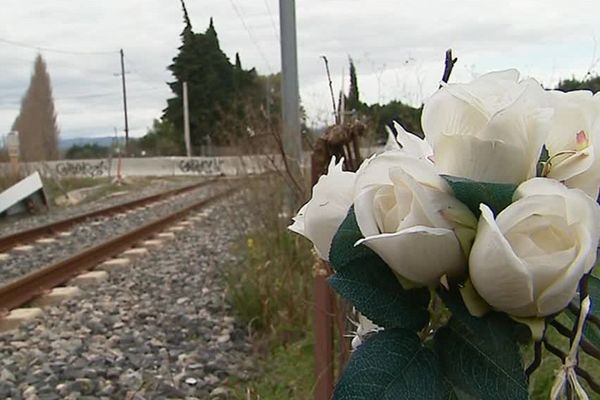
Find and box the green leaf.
[444,382,477,400]
[334,329,449,400]
[328,207,429,330]
[585,275,600,348]
[434,293,529,400]
[536,145,549,177]
[329,266,429,331]
[442,175,517,217]
[329,206,375,272]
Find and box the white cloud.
[0,0,599,137]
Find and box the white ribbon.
[550,296,591,400]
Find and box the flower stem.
[549,319,600,361]
[568,302,600,330]
[541,150,579,177]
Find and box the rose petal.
[514,179,600,257]
[535,231,589,316]
[290,157,355,260]
[545,90,595,155]
[288,203,307,236]
[356,226,465,287]
[422,85,489,146]
[443,69,522,116]
[353,151,407,197]
[392,122,433,161]
[354,186,383,237]
[497,193,568,233]
[434,134,530,183]
[383,127,401,151]
[469,204,535,316]
[513,177,572,200]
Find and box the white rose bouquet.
[291,69,600,399]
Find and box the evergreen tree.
[65,144,110,160]
[158,2,279,151]
[346,58,361,112]
[138,119,180,156]
[12,54,60,161]
[163,11,239,148]
[367,101,423,139]
[556,75,600,93]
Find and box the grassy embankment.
[225,176,316,399]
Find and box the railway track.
[0,178,218,253]
[0,182,241,313]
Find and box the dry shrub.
[225,175,314,346]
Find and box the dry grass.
[224,176,316,399]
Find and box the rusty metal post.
[312,153,335,400]
[314,261,334,400]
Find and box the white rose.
[353,127,433,200]
[354,155,477,287]
[289,126,432,261]
[544,90,600,199]
[288,157,355,261]
[422,69,552,184]
[469,178,600,317]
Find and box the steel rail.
[0,184,240,312]
[0,179,218,253]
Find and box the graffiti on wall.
[55,161,109,177]
[178,159,224,175]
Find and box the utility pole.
[279,0,303,203]
[120,49,130,155]
[265,76,271,122]
[183,81,192,157]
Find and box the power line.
[263,0,280,43]
[228,0,274,73]
[124,57,167,91]
[56,87,164,101]
[0,37,117,56]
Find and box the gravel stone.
[0,187,257,397]
[0,179,228,285]
[0,177,202,236]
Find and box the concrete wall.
[0,146,384,179]
[0,155,284,179]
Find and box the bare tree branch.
[321,56,339,123]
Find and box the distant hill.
[59,136,121,150]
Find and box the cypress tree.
[12,54,60,161]
[346,58,361,112]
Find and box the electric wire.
[262,0,280,43]
[0,37,117,56]
[227,0,274,73]
[56,87,164,101]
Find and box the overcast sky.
[1,0,599,139]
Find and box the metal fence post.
[312,153,334,400]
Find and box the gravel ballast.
[0,189,255,399]
[0,181,230,286]
[0,177,206,237]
